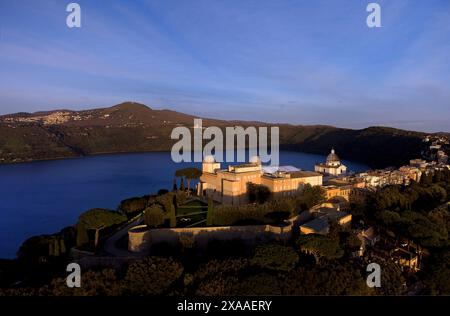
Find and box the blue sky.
[0,0,449,132]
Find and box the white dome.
[249,155,261,164]
[203,155,215,163]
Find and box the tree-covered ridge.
[0,102,426,168]
[0,242,374,296]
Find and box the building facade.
[197,156,323,205]
[299,204,352,235]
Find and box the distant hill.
[0,102,426,168]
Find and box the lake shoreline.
[0,148,376,169]
[0,150,369,259]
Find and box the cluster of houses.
[423,134,449,164]
[197,145,449,211]
[196,143,450,272]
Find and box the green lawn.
[176,199,208,227]
[182,199,207,207]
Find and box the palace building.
[314,148,347,176]
[197,156,323,205]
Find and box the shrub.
[281,264,371,295]
[122,257,183,295]
[144,205,165,228]
[212,188,326,226]
[155,193,174,212]
[213,203,272,226]
[236,273,282,295]
[293,185,326,213]
[157,189,169,195]
[42,269,121,296]
[297,234,344,264]
[250,244,299,272]
[118,196,149,217]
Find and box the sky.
[0,0,449,132]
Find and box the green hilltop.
[0,102,425,168]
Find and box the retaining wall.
[128,220,296,253]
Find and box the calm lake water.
[0,151,368,259]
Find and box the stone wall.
[128,220,296,253]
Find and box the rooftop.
[289,170,322,178]
[300,217,329,232]
[315,163,341,169]
[231,163,259,168]
[392,248,418,260]
[262,165,300,174]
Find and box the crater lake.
[0,150,369,259]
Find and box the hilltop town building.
[197,156,323,205]
[315,149,347,176]
[392,248,420,272]
[410,159,428,169]
[299,203,352,235]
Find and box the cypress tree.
[169,204,177,228]
[60,238,66,254]
[76,222,89,247]
[53,238,60,257]
[173,178,178,191]
[48,239,54,257]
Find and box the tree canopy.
[144,205,165,228]
[77,208,127,230]
[76,209,126,247]
[364,172,450,249]
[294,185,326,213]
[175,167,202,191]
[250,244,299,272]
[175,167,202,179]
[118,196,149,216]
[297,234,344,264]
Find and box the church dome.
[326,148,340,163]
[203,155,215,163]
